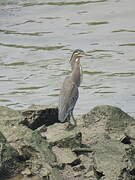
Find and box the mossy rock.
[43,123,82,148]
[0,106,22,126]
[93,139,135,180]
[0,131,23,179]
[82,105,135,134]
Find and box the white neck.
[71,60,83,87]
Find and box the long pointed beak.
[84,53,92,56]
[80,53,91,57]
[78,53,91,57]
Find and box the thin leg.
[65,112,76,130]
[70,111,76,127]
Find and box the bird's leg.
[70,111,76,127]
[65,112,76,130]
[63,114,71,129]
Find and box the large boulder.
[92,139,135,180]
[80,105,135,180]
[0,106,22,126]
[20,105,58,130]
[82,105,135,128]
[0,131,23,179]
[0,106,64,179]
[0,124,65,179]
[81,105,135,141]
[125,125,135,145]
[42,123,82,148]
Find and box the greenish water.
[87,21,108,25]
[0,0,135,121]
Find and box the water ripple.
[87,21,108,25]
[83,71,105,75]
[119,43,135,47]
[107,72,135,77]
[23,0,107,7]
[16,86,46,90]
[112,29,135,33]
[0,43,65,51]
[0,29,52,36]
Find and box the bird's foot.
[65,123,76,131]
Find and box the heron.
[58,49,90,128]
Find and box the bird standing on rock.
[58,49,90,128]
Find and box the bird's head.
[69,49,90,67]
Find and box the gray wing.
[58,76,79,122]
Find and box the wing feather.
[58,76,79,122]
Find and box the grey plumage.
[58,76,79,122]
[58,49,90,126]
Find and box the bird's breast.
[80,64,83,85]
[71,63,83,87]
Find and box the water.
[0,0,135,119]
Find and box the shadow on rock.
[20,105,59,130]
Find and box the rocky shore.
[0,105,135,180]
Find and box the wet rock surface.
[0,105,135,180]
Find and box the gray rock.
[84,170,96,179]
[43,123,82,148]
[0,105,64,179]
[0,125,57,178]
[52,146,78,165]
[79,154,94,172]
[21,167,32,176]
[0,106,22,126]
[79,105,135,180]
[123,125,135,146]
[0,131,23,179]
[20,105,58,130]
[83,105,135,128]
[93,139,127,180]
[125,125,135,140]
[82,105,135,140]
[50,168,65,180]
